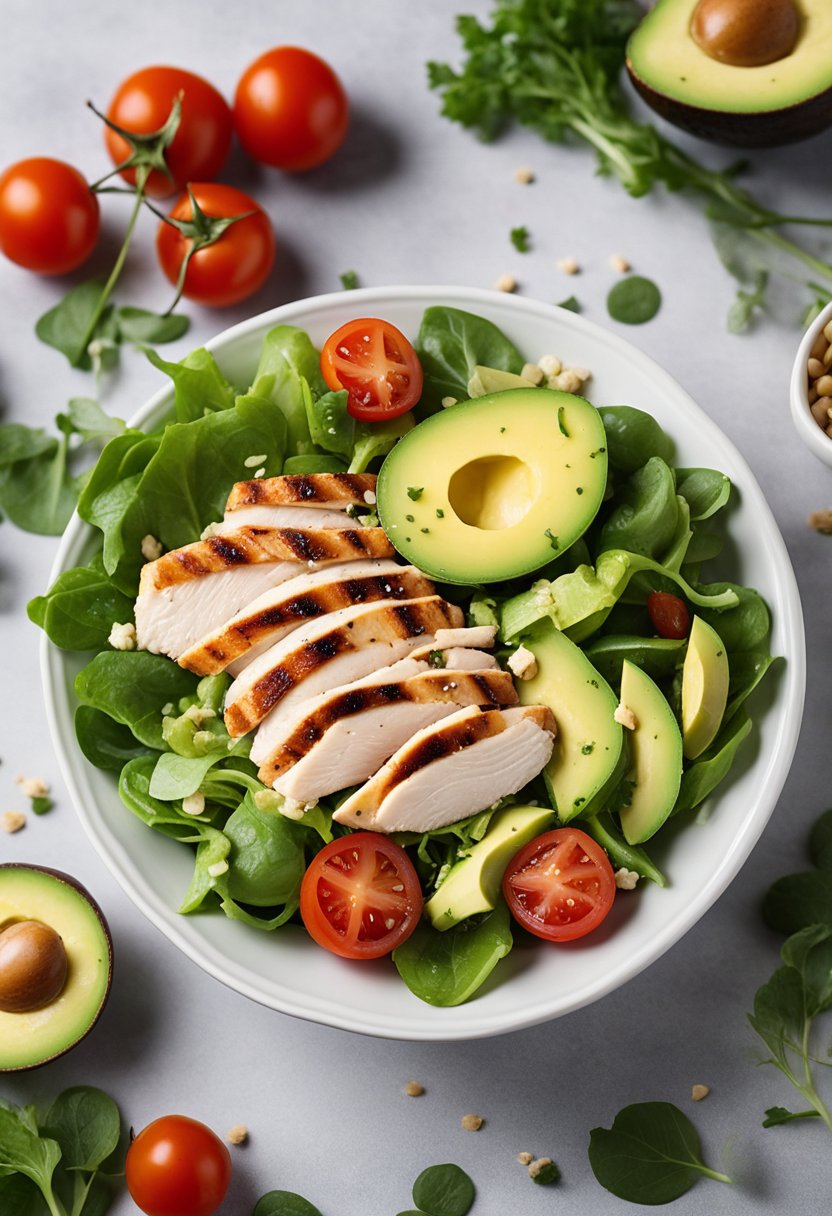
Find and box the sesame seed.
[244,454,268,468]
[254,468,266,479]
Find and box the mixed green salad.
[30,304,777,1006]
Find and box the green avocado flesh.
[627,0,832,114]
[0,867,111,1071]
[682,615,729,759]
[425,804,555,931]
[618,661,683,845]
[377,388,607,584]
[516,620,626,823]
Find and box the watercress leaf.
[748,963,804,1069]
[588,1101,730,1204]
[116,306,189,345]
[0,423,55,467]
[253,1191,323,1216]
[393,901,512,1006]
[349,412,413,474]
[43,1087,120,1172]
[75,706,152,773]
[809,808,832,871]
[0,1173,49,1216]
[598,407,674,473]
[35,280,109,368]
[223,793,307,907]
[283,454,348,475]
[698,583,770,653]
[146,347,235,422]
[607,275,661,325]
[762,872,832,935]
[415,306,524,413]
[75,651,198,749]
[673,710,752,816]
[27,557,135,651]
[779,924,832,1016]
[0,1105,62,1197]
[411,1163,475,1216]
[762,1106,821,1128]
[675,468,731,521]
[598,457,679,559]
[66,399,125,443]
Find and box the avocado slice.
[425,804,555,931]
[0,865,112,1072]
[626,0,832,147]
[377,388,608,584]
[618,661,684,845]
[516,620,627,823]
[467,365,538,397]
[681,615,729,759]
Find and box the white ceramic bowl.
[790,299,832,470]
[43,287,805,1040]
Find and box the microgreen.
[339,269,359,290]
[607,275,662,325]
[510,224,530,252]
[407,486,425,500]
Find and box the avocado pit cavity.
[0,919,68,1013]
[691,0,799,68]
[448,455,537,530]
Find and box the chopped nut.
[809,510,832,535]
[1,811,26,834]
[226,1124,248,1145]
[495,274,517,293]
[140,534,163,562]
[609,253,631,273]
[183,704,216,725]
[517,1151,533,1166]
[521,362,545,386]
[280,798,310,821]
[207,860,229,879]
[614,703,637,730]
[461,1113,484,1132]
[691,1084,711,1102]
[363,489,377,505]
[528,1157,560,1184]
[108,622,136,651]
[200,521,220,540]
[441,396,458,409]
[404,1080,425,1097]
[507,645,538,681]
[615,867,639,890]
[556,256,580,275]
[514,166,535,184]
[16,776,49,799]
[182,793,206,817]
[554,370,582,393]
[537,354,562,378]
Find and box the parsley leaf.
[510,225,531,252]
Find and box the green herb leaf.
[43,1087,121,1172]
[0,1103,62,1202]
[116,307,189,345]
[588,1102,731,1203]
[762,1106,822,1128]
[393,901,512,1006]
[75,651,198,749]
[253,1190,323,1216]
[726,269,768,334]
[407,486,424,500]
[74,706,152,773]
[411,1163,475,1216]
[557,295,581,312]
[762,872,832,935]
[36,280,110,368]
[28,556,135,651]
[607,275,662,325]
[510,224,530,252]
[339,270,359,291]
[598,406,673,474]
[416,306,524,413]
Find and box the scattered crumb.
[226,1124,248,1146]
[441,396,458,409]
[461,1114,484,1132]
[528,1157,560,1185]
[614,703,637,730]
[517,1151,533,1166]
[161,702,174,717]
[495,274,517,293]
[200,522,220,540]
[615,868,639,891]
[182,793,206,817]
[809,509,832,535]
[207,860,229,879]
[507,645,538,681]
[554,369,583,393]
[691,1084,711,1102]
[1,811,26,834]
[363,489,377,505]
[108,621,136,651]
[556,257,580,275]
[16,775,49,799]
[514,166,535,184]
[537,354,562,377]
[404,1081,425,1097]
[521,362,545,386]
[140,534,163,562]
[609,253,631,273]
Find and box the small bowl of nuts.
[790,299,832,470]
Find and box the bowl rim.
[789,298,832,470]
[41,285,806,1040]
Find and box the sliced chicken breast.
[225,472,377,513]
[224,595,465,739]
[333,705,557,833]
[431,625,497,650]
[215,505,353,532]
[177,561,434,676]
[259,668,517,798]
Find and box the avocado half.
[0,865,113,1072]
[626,0,832,146]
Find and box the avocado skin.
[0,864,113,1072]
[627,64,832,147]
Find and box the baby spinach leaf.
[675,468,731,521]
[415,306,524,413]
[762,872,832,935]
[149,751,226,801]
[36,280,109,368]
[77,431,158,520]
[348,411,413,474]
[606,275,662,325]
[0,1172,49,1216]
[283,454,348,475]
[598,457,679,559]
[411,1163,475,1216]
[254,1192,323,1216]
[115,307,189,346]
[584,635,685,688]
[0,1104,61,1199]
[119,757,209,842]
[699,584,770,653]
[673,709,752,816]
[393,901,512,1006]
[597,406,674,473]
[247,326,322,454]
[585,813,667,887]
[557,295,581,312]
[28,558,134,651]
[304,387,355,458]
[724,651,776,722]
[810,809,832,871]
[75,651,198,749]
[588,1102,730,1203]
[146,347,235,422]
[43,1088,120,1172]
[178,826,231,914]
[75,707,152,773]
[224,794,307,908]
[0,429,81,536]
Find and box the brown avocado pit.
[0,919,69,1012]
[691,0,799,69]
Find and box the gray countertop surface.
[2,2,831,1212]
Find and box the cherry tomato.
[321,318,424,421]
[234,46,349,171]
[503,828,616,943]
[0,158,99,275]
[126,1115,231,1216]
[647,591,691,639]
[156,183,276,308]
[105,66,233,197]
[300,832,423,959]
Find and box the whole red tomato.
[234,46,349,171]
[0,158,99,274]
[105,66,233,197]
[156,183,276,308]
[125,1114,231,1216]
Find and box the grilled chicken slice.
[259,668,517,797]
[225,472,377,513]
[333,705,557,833]
[215,505,356,532]
[224,595,465,739]
[177,561,434,676]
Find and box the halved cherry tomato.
[503,828,615,942]
[155,183,275,308]
[105,66,233,197]
[321,318,424,421]
[300,832,423,959]
[0,158,99,275]
[234,46,349,172]
[126,1115,231,1216]
[647,591,691,639]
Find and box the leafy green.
[36,281,112,370]
[247,325,325,455]
[223,793,307,908]
[598,458,678,559]
[699,583,770,653]
[254,1193,323,1216]
[75,651,198,749]
[607,275,661,325]
[74,707,152,773]
[510,224,530,252]
[28,557,135,651]
[585,813,667,887]
[415,306,524,412]
[762,1106,821,1128]
[762,873,832,936]
[411,1164,475,1216]
[393,901,512,1006]
[302,383,413,473]
[598,406,674,474]
[584,635,685,687]
[675,468,731,521]
[810,809,832,871]
[43,1090,120,1173]
[673,710,752,817]
[588,1101,731,1203]
[146,347,235,422]
[557,295,581,312]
